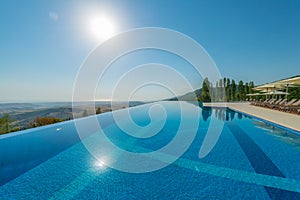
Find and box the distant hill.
[9,107,75,128]
[167,88,202,101]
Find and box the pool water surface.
[0,101,300,199]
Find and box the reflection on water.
[252,120,300,148]
[201,107,212,121]
[201,107,247,122]
[94,158,110,174]
[237,113,243,120]
[201,106,300,148]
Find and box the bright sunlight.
[89,15,115,41]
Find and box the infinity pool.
[1,101,300,199]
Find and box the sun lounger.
[268,99,285,109]
[279,99,298,112]
[284,99,300,114]
[265,98,280,108]
[262,98,276,107]
[251,99,265,106]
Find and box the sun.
[89,15,115,41]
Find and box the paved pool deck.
[203,102,300,132]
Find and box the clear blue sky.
[1,0,300,102]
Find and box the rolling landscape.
[0,101,143,132]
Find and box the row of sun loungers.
[251,98,300,115]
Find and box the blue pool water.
[0,101,300,199]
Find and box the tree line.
[200,77,255,102]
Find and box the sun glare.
[89,15,115,41]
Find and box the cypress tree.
[219,79,223,102]
[215,81,219,102]
[231,80,236,101]
[201,78,211,102]
[245,82,250,99]
[226,78,231,101]
[238,80,244,101]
